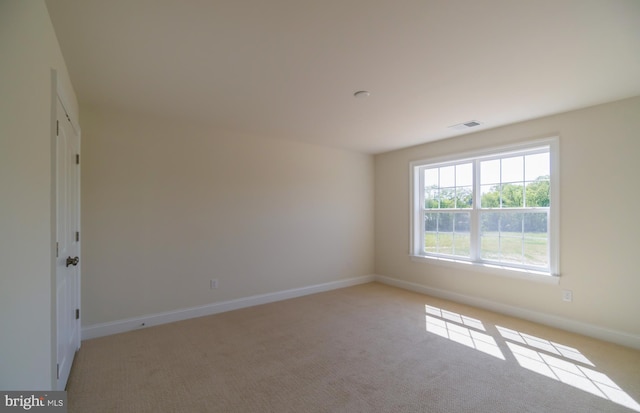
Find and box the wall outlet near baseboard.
[210,279,219,289]
[562,290,573,302]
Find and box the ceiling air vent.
[449,120,483,131]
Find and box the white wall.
[81,106,374,326]
[0,1,79,390]
[375,97,640,338]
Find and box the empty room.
[1,1,639,412]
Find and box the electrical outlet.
[210,279,219,289]
[562,290,572,302]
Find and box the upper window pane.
[425,163,474,209]
[456,186,473,208]
[425,188,438,209]
[440,166,455,188]
[525,180,550,207]
[501,184,524,208]
[501,156,523,183]
[480,184,499,208]
[525,153,550,181]
[440,188,456,208]
[456,163,473,187]
[425,168,438,188]
[480,160,500,185]
[479,150,550,209]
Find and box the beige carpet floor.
[67,282,640,412]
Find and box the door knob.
[66,256,79,267]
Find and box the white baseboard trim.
[375,274,640,350]
[82,275,376,340]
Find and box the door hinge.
[76,154,80,165]
[56,242,59,258]
[56,363,60,379]
[75,309,80,320]
[56,120,59,136]
[75,231,80,242]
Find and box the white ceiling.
[46,0,640,154]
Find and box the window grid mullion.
[471,160,481,261]
[417,166,426,254]
[435,210,439,253]
[521,212,525,264]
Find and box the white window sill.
[409,255,560,285]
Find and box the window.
[411,138,559,277]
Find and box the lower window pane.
[480,212,499,260]
[500,236,523,264]
[500,212,523,233]
[524,212,547,233]
[437,213,454,254]
[424,213,438,232]
[480,211,549,268]
[480,212,520,263]
[425,232,437,253]
[453,213,470,257]
[524,236,548,266]
[524,212,548,266]
[424,212,470,257]
[481,235,500,260]
[481,212,500,233]
[453,233,470,257]
[438,232,453,255]
[424,213,437,253]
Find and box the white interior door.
[56,96,81,390]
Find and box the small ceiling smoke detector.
[448,120,482,130]
[353,90,371,98]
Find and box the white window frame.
[410,137,559,282]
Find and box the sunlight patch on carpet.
[425,305,505,360]
[423,304,640,412]
[499,328,640,412]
